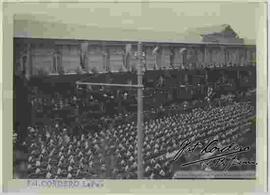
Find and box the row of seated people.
[29,65,254,118]
[29,88,136,116]
[163,63,254,72]
[100,62,255,72]
[25,101,255,179]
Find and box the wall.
[61,44,81,73]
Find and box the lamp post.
[137,42,144,179]
[76,42,145,179]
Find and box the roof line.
[14,37,256,47]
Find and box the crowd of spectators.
[14,66,256,179]
[23,100,255,179]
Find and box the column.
[160,47,166,69]
[194,48,198,69]
[252,48,256,66]
[54,45,63,74]
[154,47,161,69]
[26,43,32,79]
[235,48,239,66]
[186,47,191,69]
[103,46,110,72]
[209,48,213,66]
[120,45,127,72]
[81,42,89,72]
[102,43,106,71]
[179,47,184,68]
[204,46,207,68]
[169,47,175,68]
[223,46,227,67]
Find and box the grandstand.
[13,25,256,179]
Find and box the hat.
[70,158,75,165]
[46,172,52,179]
[57,168,61,175]
[120,160,125,165]
[47,164,52,171]
[35,160,41,167]
[154,163,161,169]
[124,165,129,172]
[68,165,73,172]
[101,164,106,171]
[112,168,118,175]
[76,169,81,176]
[57,161,62,167]
[29,127,35,133]
[60,155,64,162]
[35,168,41,174]
[129,156,134,162]
[67,173,72,179]
[27,164,32,170]
[28,156,33,162]
[159,169,165,176]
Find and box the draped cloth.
[179,48,187,68]
[124,44,132,71]
[80,42,89,71]
[152,46,159,70]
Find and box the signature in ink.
[172,138,254,170]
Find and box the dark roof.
[182,24,255,44]
[186,24,232,35]
[15,19,255,46]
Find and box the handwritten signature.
[172,139,256,170]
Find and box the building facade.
[14,38,256,79]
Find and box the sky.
[11,2,261,41]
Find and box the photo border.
[1,0,268,193]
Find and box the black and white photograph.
[12,2,258,180]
